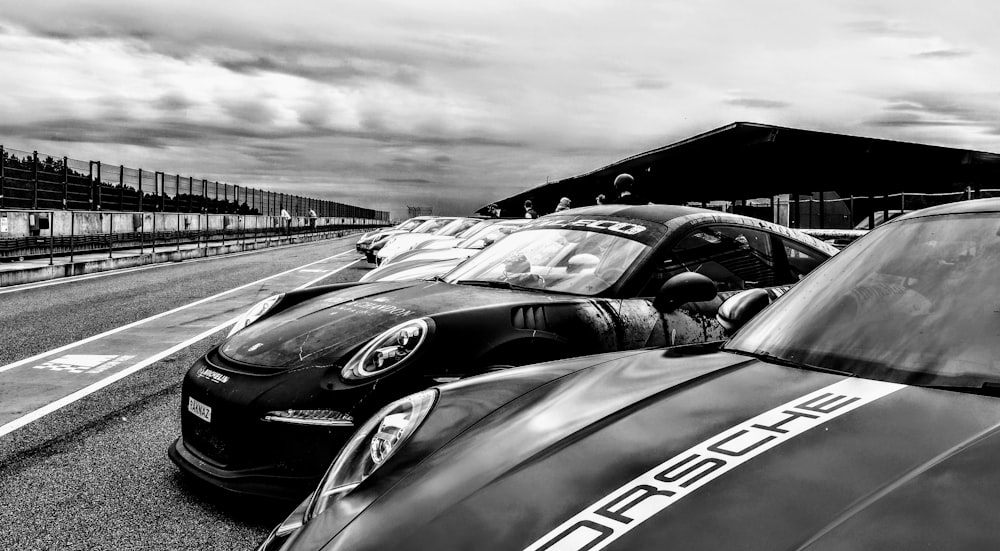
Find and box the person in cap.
[524,199,538,219]
[611,173,648,205]
[554,197,572,212]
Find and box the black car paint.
[268,347,1000,551]
[171,206,835,500]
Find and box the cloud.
[843,20,927,38]
[913,49,972,59]
[154,93,196,112]
[378,178,435,185]
[633,78,669,91]
[724,98,791,109]
[4,2,1000,219]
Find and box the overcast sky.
[1,1,998,218]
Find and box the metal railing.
[0,209,380,264]
[730,189,1000,230]
[0,145,390,222]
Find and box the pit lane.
[0,236,375,550]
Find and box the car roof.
[556,203,714,223]
[893,197,1000,221]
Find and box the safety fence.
[0,145,390,222]
[0,210,380,263]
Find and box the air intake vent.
[511,305,548,331]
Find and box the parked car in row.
[169,204,836,501]
[355,216,435,260]
[374,217,481,265]
[259,198,1000,551]
[359,219,530,283]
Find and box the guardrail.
[0,209,386,264]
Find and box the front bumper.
[171,352,365,501]
[169,437,320,501]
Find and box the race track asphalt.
[0,236,375,551]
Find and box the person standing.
[610,173,649,205]
[280,207,292,234]
[554,197,572,212]
[308,208,318,231]
[524,199,539,219]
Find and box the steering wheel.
[597,267,626,285]
[504,272,545,289]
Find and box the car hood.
[219,280,576,370]
[364,258,467,282]
[417,236,463,250]
[312,352,1000,550]
[360,249,474,282]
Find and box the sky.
[1,0,999,219]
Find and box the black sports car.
[257,198,1000,551]
[169,204,836,500]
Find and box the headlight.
[227,294,284,337]
[306,389,437,520]
[341,318,432,380]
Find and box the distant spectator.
[610,173,648,205]
[487,203,502,218]
[280,208,292,233]
[554,197,572,212]
[524,199,538,219]
[595,194,606,205]
[308,208,318,231]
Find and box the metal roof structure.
[480,122,1000,217]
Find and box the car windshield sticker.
[517,217,665,246]
[523,219,647,236]
[523,378,904,551]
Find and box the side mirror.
[653,272,717,313]
[717,288,771,335]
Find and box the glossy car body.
[359,219,531,283]
[260,198,1000,551]
[355,216,436,261]
[375,217,480,265]
[170,204,835,500]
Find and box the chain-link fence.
[0,145,389,223]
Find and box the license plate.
[187,397,212,423]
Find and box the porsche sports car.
[374,216,480,265]
[355,216,434,258]
[358,219,530,283]
[169,204,836,500]
[259,197,1000,551]
[410,217,522,251]
[364,216,460,264]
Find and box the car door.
[613,224,797,349]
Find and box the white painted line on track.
[0,318,238,438]
[0,250,357,374]
[0,234,361,295]
[0,258,362,438]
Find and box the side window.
[645,226,778,293]
[782,238,827,280]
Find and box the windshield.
[436,218,479,237]
[727,213,1000,389]
[454,220,493,239]
[443,228,649,294]
[396,218,427,231]
[456,220,529,249]
[412,218,456,234]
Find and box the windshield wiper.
[454,279,513,289]
[454,279,554,293]
[920,382,1000,397]
[727,349,855,378]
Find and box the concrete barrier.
[0,230,361,287]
